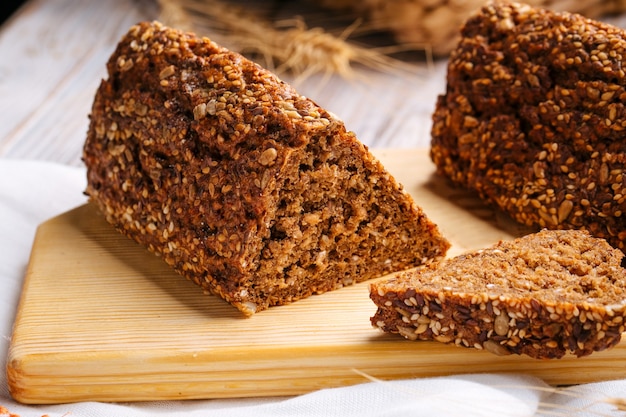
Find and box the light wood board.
[8,149,626,405]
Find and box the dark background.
[2,0,26,25]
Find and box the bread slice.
[83,21,450,316]
[430,1,626,250]
[370,229,626,359]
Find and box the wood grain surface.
[7,149,626,405]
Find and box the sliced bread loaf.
[83,21,450,315]
[371,229,626,359]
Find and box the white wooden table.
[0,0,449,168]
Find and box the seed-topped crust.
[370,229,626,359]
[83,21,450,316]
[430,1,626,250]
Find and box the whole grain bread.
[83,21,450,316]
[430,1,626,250]
[370,229,626,359]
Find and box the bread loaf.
[431,1,626,250]
[370,229,626,359]
[83,21,450,315]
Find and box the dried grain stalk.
[157,0,431,81]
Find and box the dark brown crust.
[430,1,626,250]
[370,229,626,359]
[83,21,450,315]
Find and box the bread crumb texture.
[83,21,450,316]
[431,1,626,250]
[371,229,626,359]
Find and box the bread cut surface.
[431,1,626,250]
[370,229,626,359]
[83,21,450,315]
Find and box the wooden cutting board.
[8,148,626,405]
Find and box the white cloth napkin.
[0,158,624,417]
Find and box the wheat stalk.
[156,0,431,82]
